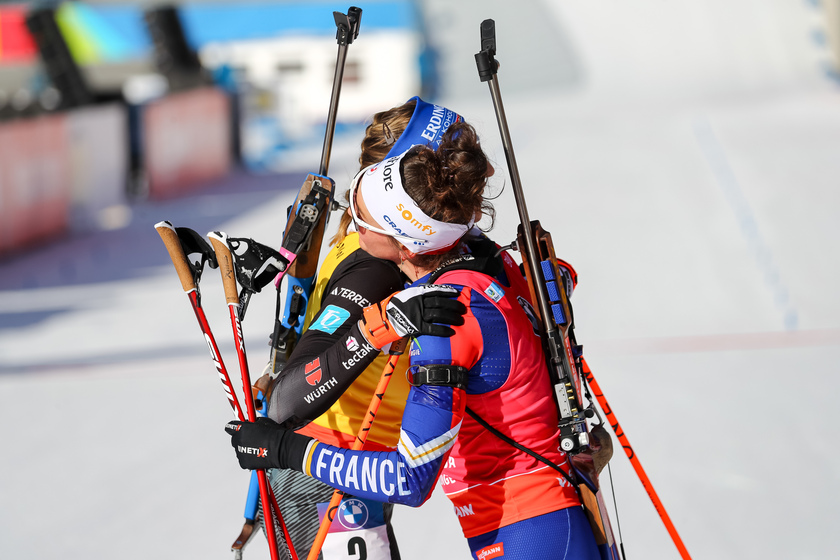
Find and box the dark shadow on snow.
[0,308,74,330]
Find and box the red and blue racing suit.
[299,248,599,558]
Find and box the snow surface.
[3,1,840,558]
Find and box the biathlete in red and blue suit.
[303,241,598,560]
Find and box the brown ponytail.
[400,122,491,225]
[400,121,494,270]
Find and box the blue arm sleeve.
[305,383,464,507]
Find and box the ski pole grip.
[155,220,195,292]
[208,231,240,305]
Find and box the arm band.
[409,365,468,389]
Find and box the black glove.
[224,417,311,471]
[360,284,467,349]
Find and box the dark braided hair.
[399,121,495,269]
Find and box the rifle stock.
[517,221,589,452]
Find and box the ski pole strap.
[464,407,577,489]
[408,365,468,389]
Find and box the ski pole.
[157,221,289,556]
[306,338,408,560]
[582,359,692,560]
[155,221,246,422]
[268,6,361,373]
[209,231,299,560]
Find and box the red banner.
[0,115,71,256]
[142,87,232,199]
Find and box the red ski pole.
[157,221,296,558]
[581,358,692,560]
[155,221,246,422]
[307,338,407,560]
[209,231,299,560]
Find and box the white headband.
[352,148,474,254]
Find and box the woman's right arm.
[267,255,403,426]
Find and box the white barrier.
[66,103,130,231]
[141,86,231,199]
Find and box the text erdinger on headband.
[386,96,463,159]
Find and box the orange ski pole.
[306,338,408,560]
[582,358,692,560]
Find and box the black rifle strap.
[428,235,504,283]
[465,406,578,490]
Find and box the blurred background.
[1,1,839,559]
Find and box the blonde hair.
[329,100,417,246]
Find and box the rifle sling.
[465,406,577,490]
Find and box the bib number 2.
[348,536,367,559]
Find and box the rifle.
[267,7,363,375]
[475,18,692,560]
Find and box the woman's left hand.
[224,417,311,471]
[360,284,467,349]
